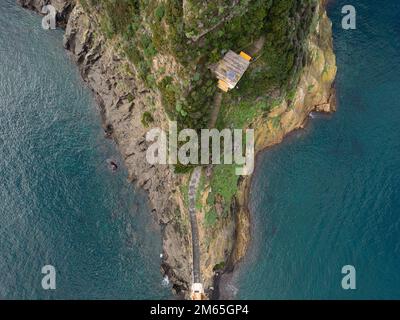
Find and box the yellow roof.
[214,50,252,91]
[240,51,252,61]
[218,80,229,92]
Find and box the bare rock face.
[17,0,75,27]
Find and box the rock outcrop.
[17,0,74,27]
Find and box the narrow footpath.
[188,166,202,283]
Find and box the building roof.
[214,50,251,91]
[191,283,205,300]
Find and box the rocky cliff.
[19,0,336,299]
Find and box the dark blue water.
[0,1,170,299]
[238,0,400,299]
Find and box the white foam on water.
[161,275,170,287]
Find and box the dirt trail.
[246,36,265,57]
[209,91,223,128]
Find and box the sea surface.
[2,0,400,301]
[0,0,170,299]
[237,0,400,299]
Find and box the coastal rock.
[17,0,75,27]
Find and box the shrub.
[154,4,165,22]
[141,111,154,127]
[205,210,218,227]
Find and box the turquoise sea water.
[0,1,170,299]
[237,0,400,299]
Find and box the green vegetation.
[205,164,239,222]
[271,115,282,129]
[174,163,195,174]
[141,111,154,127]
[216,99,270,130]
[210,165,239,204]
[82,0,316,131]
[154,4,165,22]
[80,0,319,218]
[195,173,205,210]
[213,261,226,271]
[205,209,218,227]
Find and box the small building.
[191,283,205,300]
[214,50,252,92]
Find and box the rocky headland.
[18,0,336,299]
